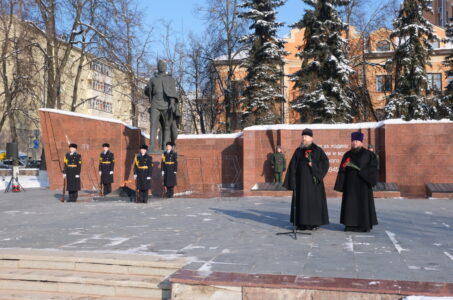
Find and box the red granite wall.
[40,109,453,198]
[176,137,243,194]
[382,122,453,197]
[40,110,243,195]
[40,110,146,192]
[243,127,378,196]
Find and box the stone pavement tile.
[0,189,452,283]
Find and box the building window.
[104,83,113,95]
[429,39,440,49]
[90,79,113,95]
[376,40,390,51]
[90,61,112,76]
[427,73,442,91]
[231,80,244,100]
[89,99,113,113]
[447,74,453,89]
[376,75,392,92]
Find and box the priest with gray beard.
[283,128,330,231]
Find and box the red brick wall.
[40,110,146,191]
[40,109,453,198]
[40,110,243,195]
[176,137,243,193]
[382,122,453,197]
[243,127,378,196]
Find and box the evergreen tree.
[429,18,453,120]
[291,0,354,124]
[238,0,288,127]
[384,0,437,120]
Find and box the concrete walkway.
[0,189,452,283]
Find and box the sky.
[140,0,310,56]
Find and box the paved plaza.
[0,189,452,283]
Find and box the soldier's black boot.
[142,191,148,203]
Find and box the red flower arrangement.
[304,149,318,184]
[342,157,360,170]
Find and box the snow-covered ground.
[0,170,48,191]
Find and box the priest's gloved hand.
[75,175,80,178]
[162,171,165,176]
[174,171,177,174]
[146,177,151,180]
[99,171,102,176]
[308,162,312,167]
[133,174,137,179]
[109,171,113,175]
[63,174,66,178]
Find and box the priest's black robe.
[283,143,329,226]
[334,147,378,231]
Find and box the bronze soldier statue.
[145,60,179,152]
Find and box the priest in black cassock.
[334,132,378,232]
[283,128,330,231]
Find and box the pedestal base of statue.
[148,153,166,198]
[148,150,164,155]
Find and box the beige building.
[214,24,452,127]
[0,16,149,155]
[423,0,453,28]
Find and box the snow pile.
[178,133,243,139]
[39,108,137,130]
[403,297,453,300]
[243,118,453,131]
[0,170,49,191]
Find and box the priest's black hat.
[69,143,77,148]
[102,143,110,147]
[140,144,148,150]
[302,128,313,137]
[351,132,364,142]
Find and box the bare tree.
[97,0,152,127]
[340,0,400,121]
[0,0,41,142]
[32,0,89,109]
[197,0,247,133]
[185,34,208,134]
[69,0,106,112]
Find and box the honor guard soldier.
[271,145,286,184]
[99,143,115,195]
[134,145,153,203]
[162,142,177,198]
[63,143,82,202]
